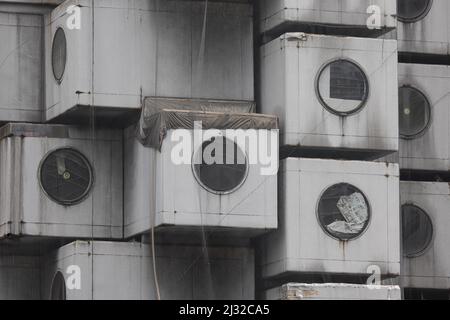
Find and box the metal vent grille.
[39,148,93,206]
[317,183,371,241]
[52,27,67,82]
[193,136,248,194]
[398,0,433,23]
[402,204,433,257]
[399,86,431,139]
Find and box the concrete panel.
[260,33,398,159]
[0,11,43,122]
[264,283,401,300]
[401,182,450,290]
[41,241,254,300]
[123,126,278,239]
[398,64,450,171]
[45,0,254,122]
[3,0,62,6]
[397,0,450,55]
[0,123,123,240]
[258,158,400,279]
[0,254,40,300]
[259,0,397,36]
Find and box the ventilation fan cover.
[39,148,93,205]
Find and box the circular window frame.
[38,147,94,206]
[191,136,249,195]
[52,27,67,84]
[50,271,67,300]
[316,183,372,242]
[397,0,433,23]
[315,58,370,117]
[401,203,434,258]
[399,85,432,140]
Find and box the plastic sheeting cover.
[327,192,369,235]
[136,97,278,149]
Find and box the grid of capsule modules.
[0,0,448,300]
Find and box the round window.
[399,86,431,139]
[50,272,66,300]
[402,204,433,257]
[317,60,369,116]
[397,0,433,23]
[39,148,93,206]
[52,27,67,83]
[193,136,248,194]
[317,183,371,241]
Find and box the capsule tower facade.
[0,0,448,300]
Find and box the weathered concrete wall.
[41,241,255,300]
[45,0,254,121]
[258,158,400,279]
[264,283,401,300]
[1,0,62,5]
[401,182,450,290]
[260,33,398,158]
[0,123,123,239]
[398,0,450,55]
[123,125,278,239]
[259,0,396,35]
[398,64,450,172]
[0,253,40,300]
[0,10,43,122]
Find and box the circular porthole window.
[39,148,93,206]
[50,272,66,300]
[399,86,431,139]
[52,27,67,83]
[397,0,433,23]
[317,183,371,241]
[193,136,248,194]
[317,59,369,116]
[402,204,433,257]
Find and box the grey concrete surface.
[264,283,401,300]
[260,33,398,158]
[45,0,254,122]
[258,158,400,279]
[0,123,123,240]
[123,125,278,239]
[398,64,450,172]
[41,240,255,300]
[259,0,396,36]
[398,0,450,55]
[401,181,450,290]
